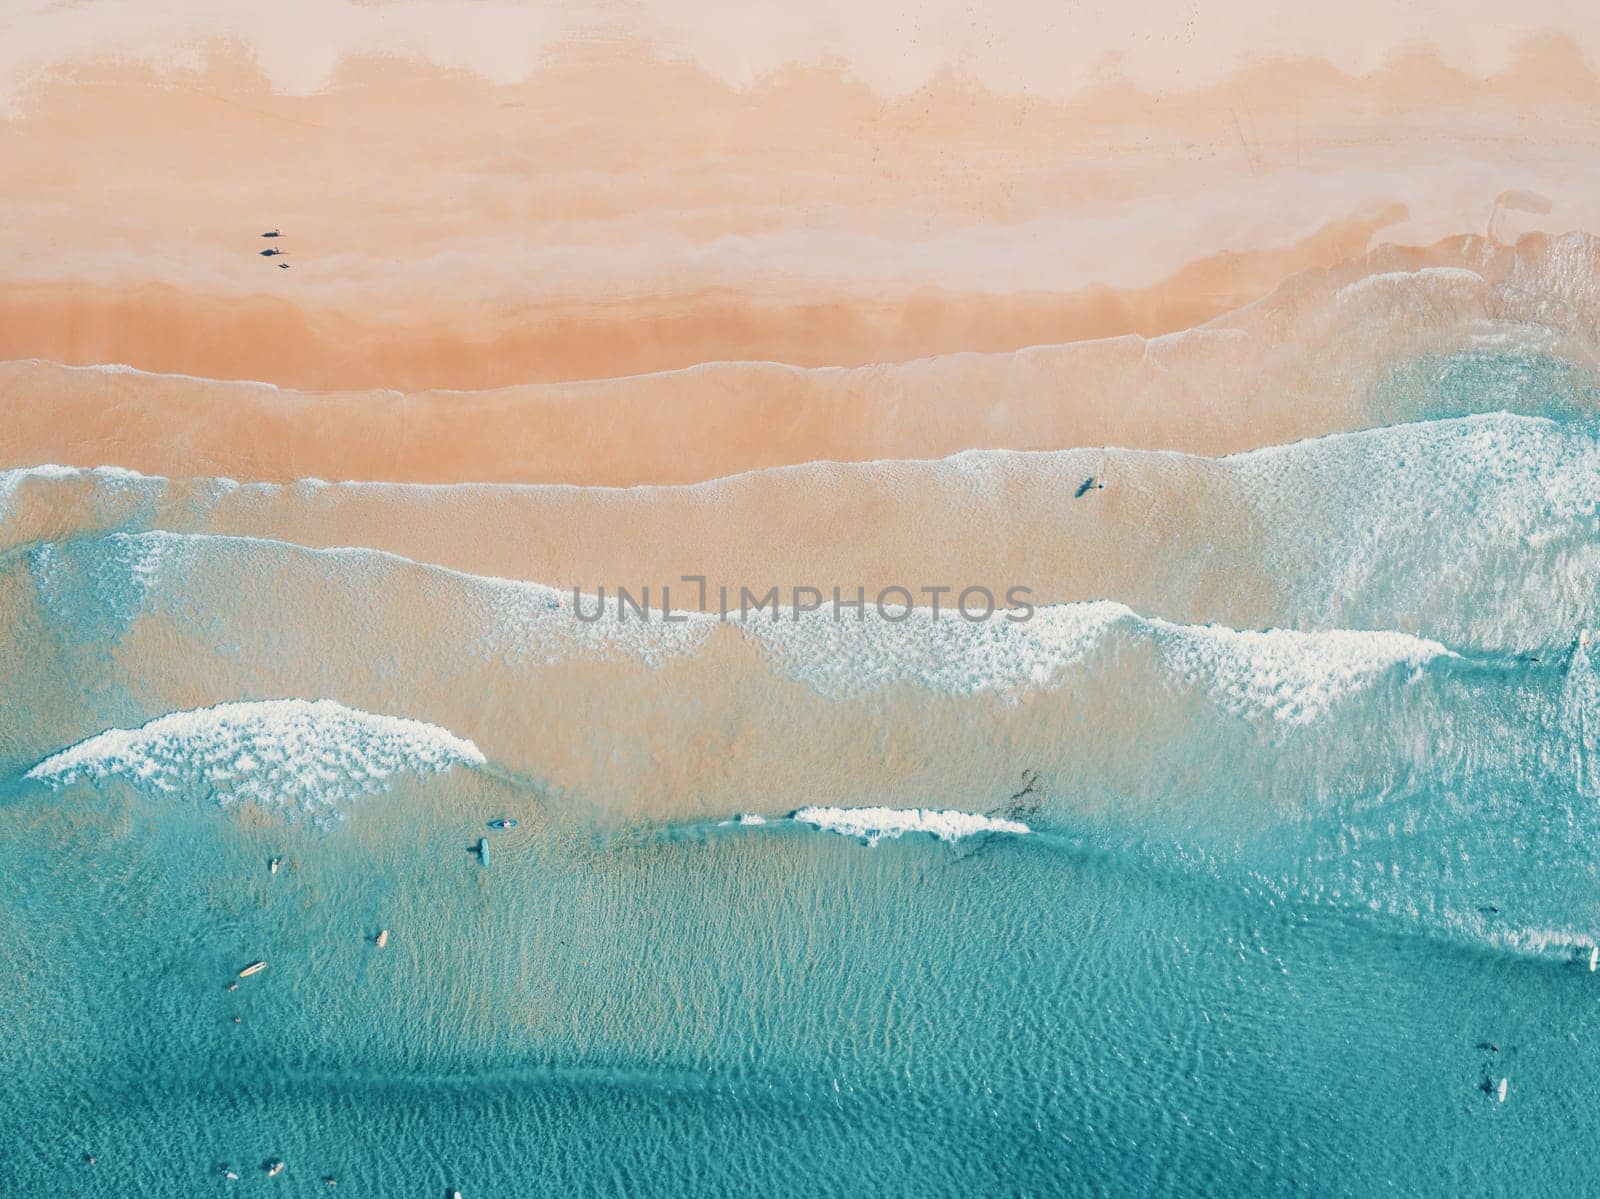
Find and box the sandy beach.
[3,231,1596,485]
[3,35,1599,401]
[6,5,1600,1195]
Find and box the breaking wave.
[0,410,1595,653]
[2,526,1587,828]
[25,699,485,816]
[791,806,1030,846]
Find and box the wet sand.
[4,231,1597,485]
[0,211,1394,394]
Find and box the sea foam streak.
[25,698,485,815]
[749,602,1452,714]
[2,412,1597,654]
[0,529,1535,825]
[792,806,1030,846]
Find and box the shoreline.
[2,231,1595,485]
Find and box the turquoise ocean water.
[2,359,1599,1196]
[5,741,1600,1196]
[4,644,1599,1195]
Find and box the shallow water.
[3,712,1599,1197]
[2,372,1598,1193]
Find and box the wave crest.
[25,699,486,815]
[792,806,1030,846]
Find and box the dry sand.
[3,37,1598,398]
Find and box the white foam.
[26,533,176,630]
[792,805,1030,847]
[25,527,1459,729]
[10,463,80,479]
[26,699,485,816]
[50,360,286,391]
[748,599,1449,722]
[24,530,720,672]
[1148,621,1452,726]
[1332,266,1486,306]
[460,574,717,668]
[744,601,1126,701]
